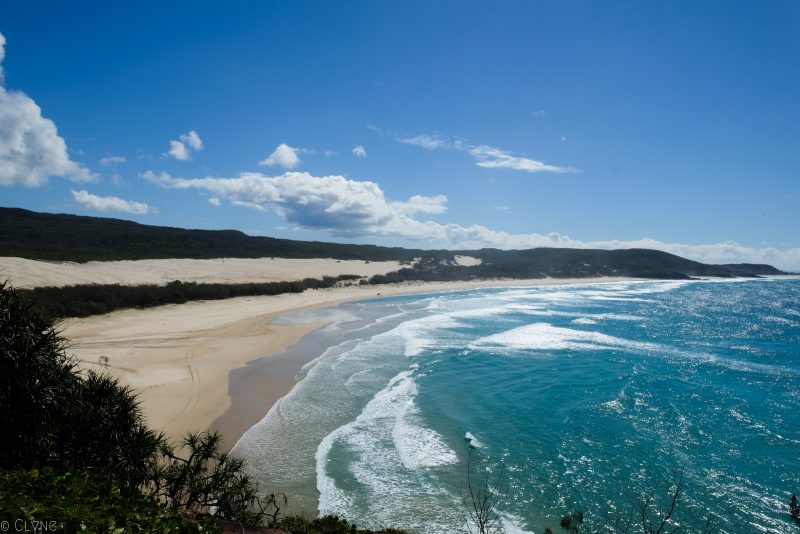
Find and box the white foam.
[470,323,658,353]
[571,317,598,325]
[384,314,460,357]
[394,413,458,469]
[464,431,484,449]
[500,515,536,534]
[317,368,457,518]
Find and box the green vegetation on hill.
[370,248,785,284]
[0,207,427,262]
[0,207,785,281]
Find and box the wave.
[317,368,457,519]
[465,431,484,449]
[469,323,659,353]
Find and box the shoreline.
[61,277,637,449]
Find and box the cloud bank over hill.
[142,169,800,270]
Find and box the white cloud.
[71,189,149,215]
[168,140,190,161]
[0,33,97,187]
[396,132,575,174]
[323,149,335,157]
[142,170,446,237]
[208,197,220,206]
[99,155,126,166]
[352,145,367,158]
[396,134,447,150]
[494,205,510,211]
[366,123,385,136]
[531,109,548,117]
[0,33,6,83]
[182,130,203,150]
[142,168,800,270]
[167,130,203,161]
[259,143,302,169]
[469,145,575,173]
[396,194,448,215]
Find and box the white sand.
[59,275,635,446]
[0,256,402,288]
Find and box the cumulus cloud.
[352,145,367,158]
[99,155,126,166]
[167,130,203,161]
[208,197,220,206]
[260,143,302,169]
[396,132,575,174]
[0,33,97,187]
[71,189,149,215]
[142,170,447,237]
[142,168,800,270]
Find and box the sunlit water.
[234,278,800,533]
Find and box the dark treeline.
[369,248,785,285]
[1,207,435,262]
[22,274,362,318]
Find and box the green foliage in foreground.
[275,515,408,534]
[0,281,163,485]
[0,469,217,533]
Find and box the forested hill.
[0,207,426,262]
[0,207,786,280]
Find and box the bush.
[0,468,216,533]
[22,274,367,319]
[0,282,80,470]
[276,514,408,533]
[0,282,163,486]
[149,431,277,525]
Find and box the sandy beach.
[54,270,635,449]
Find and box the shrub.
[0,282,163,487]
[149,431,276,525]
[0,468,216,533]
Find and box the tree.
[460,447,508,534]
[0,281,80,469]
[63,371,163,487]
[637,469,713,534]
[149,430,284,525]
[0,281,162,487]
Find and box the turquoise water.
[234,278,800,533]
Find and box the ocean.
[233,278,800,533]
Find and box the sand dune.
[0,256,402,288]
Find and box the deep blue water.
[234,278,800,533]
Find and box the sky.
[1,1,799,269]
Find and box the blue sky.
[1,1,799,268]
